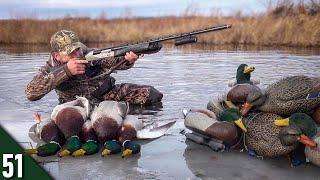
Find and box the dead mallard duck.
[51,96,90,157]
[25,112,65,157]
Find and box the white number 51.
[2,154,22,178]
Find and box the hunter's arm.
[25,63,71,101]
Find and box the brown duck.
[242,75,320,116]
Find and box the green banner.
[0,125,52,179]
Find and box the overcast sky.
[0,0,268,19]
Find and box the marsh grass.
[0,1,319,47]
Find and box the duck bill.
[241,103,252,116]
[72,149,86,157]
[101,149,112,157]
[58,149,71,157]
[243,66,255,74]
[24,148,38,155]
[122,149,133,158]
[274,118,289,127]
[299,134,317,148]
[234,118,247,132]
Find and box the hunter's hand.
[125,51,143,63]
[67,58,88,75]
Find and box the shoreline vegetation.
[0,1,320,47]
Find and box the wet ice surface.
[0,45,319,179]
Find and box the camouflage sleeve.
[25,64,71,101]
[98,56,134,70]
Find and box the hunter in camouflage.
[25,30,163,106]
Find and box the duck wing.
[28,123,47,145]
[136,120,176,139]
[306,82,320,100]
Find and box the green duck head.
[25,142,61,157]
[236,64,255,84]
[241,91,266,116]
[278,125,317,148]
[101,140,122,157]
[59,136,81,157]
[274,113,318,137]
[122,140,141,158]
[218,108,247,132]
[72,140,99,157]
[275,113,317,148]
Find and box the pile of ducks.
[183,64,320,167]
[26,97,175,158]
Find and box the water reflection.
[183,138,320,179]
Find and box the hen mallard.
[51,96,90,157]
[227,64,261,105]
[72,120,99,157]
[183,108,246,147]
[241,75,320,116]
[25,112,65,157]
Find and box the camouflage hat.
[50,30,85,55]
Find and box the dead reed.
[0,1,319,47]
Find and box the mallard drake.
[274,113,318,166]
[118,115,176,142]
[227,64,261,104]
[101,140,122,157]
[122,140,141,158]
[25,112,65,157]
[72,120,99,157]
[227,64,260,87]
[51,96,90,157]
[90,100,128,143]
[242,75,320,116]
[274,113,317,138]
[183,108,245,146]
[116,115,175,157]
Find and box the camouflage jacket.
[25,46,134,104]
